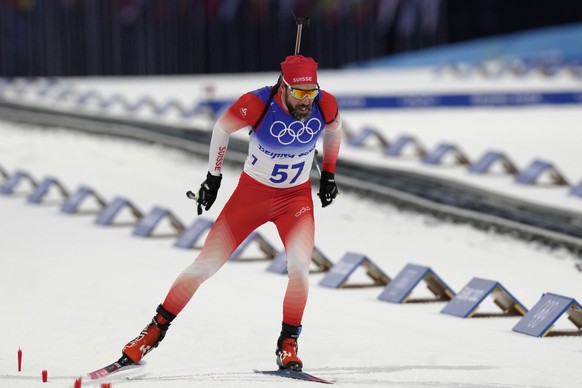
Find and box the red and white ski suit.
[163,85,342,326]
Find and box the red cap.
[280,55,318,86]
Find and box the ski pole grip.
[292,13,310,55]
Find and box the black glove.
[195,172,222,215]
[318,171,338,208]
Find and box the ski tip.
[253,368,335,384]
[87,360,147,381]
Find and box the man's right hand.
[196,172,222,215]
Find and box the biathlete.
[120,54,342,371]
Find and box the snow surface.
[1,68,582,388]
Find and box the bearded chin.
[287,101,312,121]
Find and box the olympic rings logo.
[269,118,322,145]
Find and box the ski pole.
[313,149,322,177]
[292,12,310,55]
[292,13,321,177]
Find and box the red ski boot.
[275,323,303,371]
[122,304,175,363]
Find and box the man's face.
[283,83,318,121]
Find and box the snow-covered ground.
[1,68,582,387]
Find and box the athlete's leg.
[122,174,272,363]
[272,183,314,370]
[273,185,314,326]
[163,174,271,316]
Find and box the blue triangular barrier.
[422,143,471,166]
[468,151,518,175]
[99,94,129,110]
[36,79,59,97]
[347,126,390,148]
[383,135,426,158]
[60,185,107,214]
[307,246,334,273]
[319,252,390,289]
[266,246,334,275]
[154,99,187,116]
[128,95,157,113]
[76,89,104,106]
[186,99,231,120]
[0,170,37,195]
[266,251,288,274]
[0,164,7,179]
[27,176,69,204]
[228,231,278,262]
[174,217,215,249]
[182,102,207,119]
[570,180,582,198]
[132,206,185,237]
[378,263,455,303]
[513,293,582,337]
[95,197,143,226]
[515,159,569,186]
[441,277,527,318]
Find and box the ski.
[87,357,146,380]
[254,369,334,384]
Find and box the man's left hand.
[318,171,338,207]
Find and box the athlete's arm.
[207,120,231,176]
[318,92,342,173]
[207,92,265,176]
[322,112,342,173]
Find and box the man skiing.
[120,54,342,371]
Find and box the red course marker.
[17,348,22,372]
